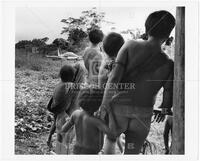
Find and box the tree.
[52,38,69,50]
[60,7,112,45]
[15,40,32,49]
[31,37,49,55]
[41,37,49,43]
[31,39,46,47]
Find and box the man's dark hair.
[145,10,175,39]
[103,32,125,58]
[78,87,103,114]
[59,65,75,82]
[89,29,104,45]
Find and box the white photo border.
[0,0,199,161]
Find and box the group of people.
[46,10,175,154]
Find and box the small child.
[46,64,75,149]
[98,32,125,88]
[60,87,116,154]
[98,32,125,153]
[83,29,104,85]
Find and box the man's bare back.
[112,40,174,108]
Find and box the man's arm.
[90,117,116,139]
[100,42,128,113]
[163,118,170,151]
[160,63,174,113]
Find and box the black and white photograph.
[0,0,199,159]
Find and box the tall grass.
[15,49,61,73]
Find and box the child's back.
[83,29,104,85]
[70,109,104,154]
[46,64,75,153]
[61,87,116,154]
[52,82,72,112]
[98,32,125,88]
[83,47,102,71]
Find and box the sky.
[15,7,175,44]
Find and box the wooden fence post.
[171,7,185,154]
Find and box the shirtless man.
[98,10,175,154]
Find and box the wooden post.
[171,7,185,154]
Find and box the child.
[83,29,104,85]
[99,10,175,154]
[98,32,125,153]
[46,64,75,149]
[60,87,116,154]
[98,32,125,88]
[163,115,173,154]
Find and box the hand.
[162,108,173,115]
[95,105,109,121]
[153,109,166,123]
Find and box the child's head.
[89,29,104,45]
[78,87,103,114]
[103,32,125,58]
[145,10,175,39]
[59,65,75,82]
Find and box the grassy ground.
[15,51,167,155]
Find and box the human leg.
[102,110,129,154]
[124,116,151,154]
[47,115,57,148]
[117,134,125,153]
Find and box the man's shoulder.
[125,40,138,47]
[124,40,147,53]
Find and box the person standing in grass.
[46,65,75,150]
[83,29,104,85]
[98,32,125,154]
[59,87,117,154]
[46,64,83,154]
[98,10,175,154]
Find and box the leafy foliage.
[15,40,32,49]
[52,38,69,50]
[61,7,109,45]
